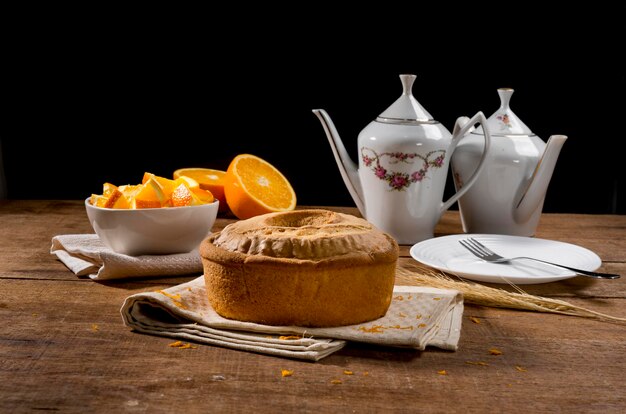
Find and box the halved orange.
[174,168,227,212]
[224,154,296,219]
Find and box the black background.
[2,6,624,214]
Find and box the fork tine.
[459,239,485,258]
[466,238,494,255]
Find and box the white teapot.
[451,88,567,236]
[313,74,491,244]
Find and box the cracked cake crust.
[200,209,399,327]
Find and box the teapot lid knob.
[497,88,514,110]
[400,74,416,96]
[473,88,536,137]
[377,74,434,124]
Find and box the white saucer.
[409,234,602,284]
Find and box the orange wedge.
[224,154,296,219]
[90,183,125,208]
[171,184,215,207]
[174,176,200,190]
[133,179,165,209]
[171,183,194,207]
[119,184,142,200]
[104,183,130,209]
[174,168,227,212]
[142,172,177,198]
[90,194,108,207]
[191,187,215,204]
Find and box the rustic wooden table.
[1,200,625,413]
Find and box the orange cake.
[200,209,399,327]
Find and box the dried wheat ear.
[396,265,626,324]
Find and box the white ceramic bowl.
[85,198,219,256]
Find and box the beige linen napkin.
[51,234,202,281]
[121,276,464,361]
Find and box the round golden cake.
[200,209,399,327]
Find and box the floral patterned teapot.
[313,74,492,244]
[451,88,567,236]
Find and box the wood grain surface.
[1,200,625,413]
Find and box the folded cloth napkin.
[121,276,464,361]
[51,234,202,281]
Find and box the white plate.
[410,234,602,284]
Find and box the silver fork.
[459,237,620,279]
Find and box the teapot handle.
[440,111,491,213]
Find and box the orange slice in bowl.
[174,176,200,190]
[171,183,194,207]
[223,154,296,219]
[174,168,227,212]
[133,178,166,209]
[91,183,126,208]
[191,187,215,204]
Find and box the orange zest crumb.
[343,370,354,375]
[437,370,448,375]
[489,348,503,355]
[358,325,384,334]
[390,325,413,330]
[362,371,369,376]
[358,324,414,333]
[465,361,489,366]
[433,297,442,301]
[393,295,404,301]
[169,341,197,349]
[157,290,187,310]
[91,324,99,332]
[281,369,294,377]
[415,314,422,319]
[180,343,197,349]
[469,316,481,324]
[157,290,181,301]
[279,335,302,340]
[331,379,342,384]
[417,323,427,328]
[515,365,527,372]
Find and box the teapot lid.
[376,74,436,124]
[473,88,535,136]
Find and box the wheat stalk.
[396,264,626,324]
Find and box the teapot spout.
[312,109,366,215]
[515,135,568,222]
